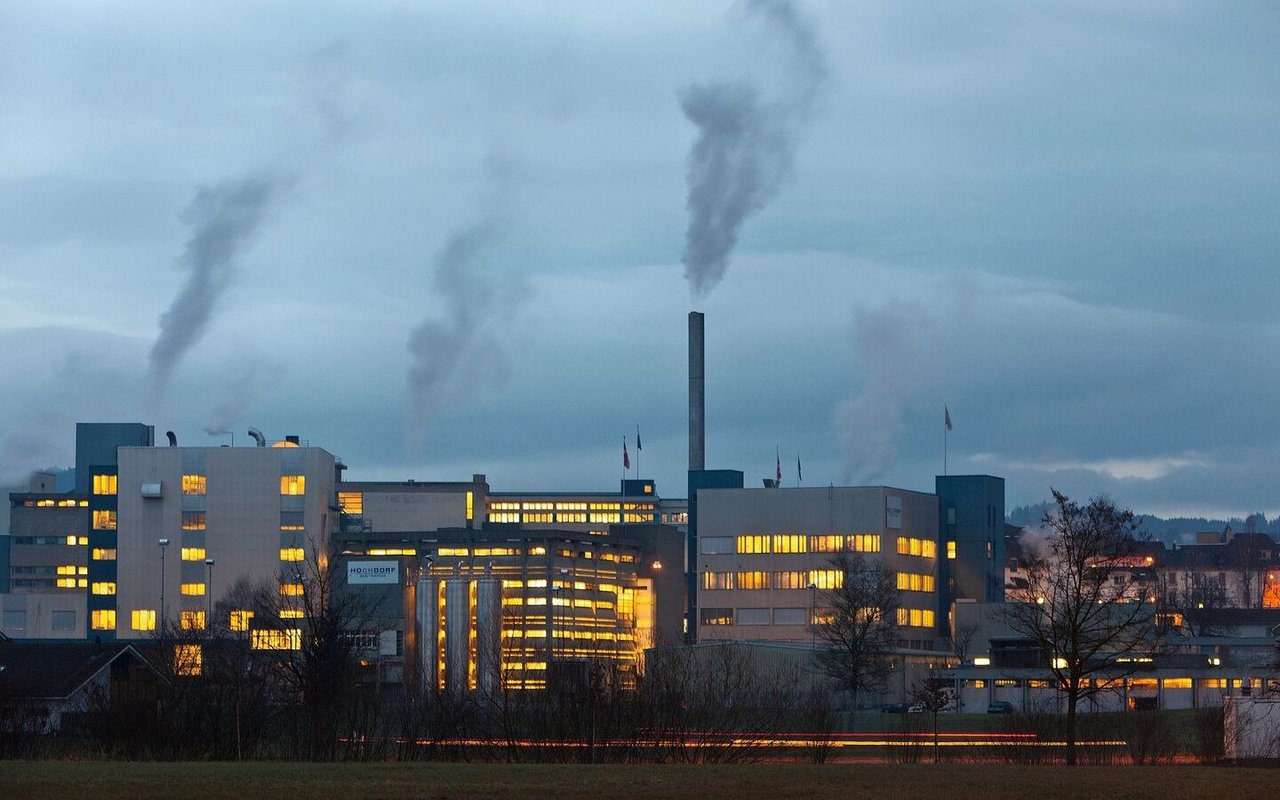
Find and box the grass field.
[1,762,1276,800]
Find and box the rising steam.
[680,0,826,299]
[148,174,283,398]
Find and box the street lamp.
[158,539,170,634]
[205,558,215,621]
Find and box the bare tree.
[909,671,955,763]
[949,622,980,666]
[812,551,899,717]
[999,489,1161,765]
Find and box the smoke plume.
[202,358,274,439]
[148,174,283,398]
[680,0,826,299]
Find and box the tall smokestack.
[689,311,705,472]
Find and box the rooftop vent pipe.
[247,427,266,447]
[165,431,177,447]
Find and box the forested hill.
[1007,502,1277,545]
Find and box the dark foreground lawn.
[0,762,1276,800]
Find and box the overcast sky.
[2,1,1278,519]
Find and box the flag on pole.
[796,454,802,483]
[623,438,630,470]
[636,426,642,451]
[945,405,953,432]
[775,448,782,484]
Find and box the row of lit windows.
[726,534,882,555]
[92,474,118,495]
[91,582,116,595]
[252,629,302,650]
[92,548,116,560]
[90,607,273,633]
[338,491,363,515]
[897,537,937,559]
[24,499,88,508]
[896,572,936,593]
[56,565,87,576]
[57,578,87,588]
[181,583,205,596]
[897,608,936,628]
[12,535,86,546]
[702,569,846,591]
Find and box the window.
[180,582,206,596]
[251,629,302,650]
[92,510,117,530]
[91,581,116,595]
[896,572,936,592]
[773,607,807,625]
[230,610,254,631]
[280,548,305,561]
[772,534,807,553]
[181,512,206,531]
[897,537,937,558]
[91,548,117,561]
[1163,677,1192,689]
[173,644,203,676]
[701,572,733,590]
[947,541,956,560]
[700,537,735,554]
[773,570,809,590]
[92,474,118,495]
[180,610,206,630]
[438,548,469,557]
[51,610,75,631]
[181,547,206,561]
[2,610,26,631]
[279,608,304,619]
[92,609,116,631]
[338,491,363,515]
[896,608,936,627]
[280,475,306,495]
[280,583,305,597]
[808,569,844,589]
[736,535,770,554]
[465,490,474,521]
[181,474,207,495]
[131,609,157,631]
[737,608,770,625]
[736,571,770,590]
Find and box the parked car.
[987,701,1015,714]
[907,703,925,714]
[881,703,910,713]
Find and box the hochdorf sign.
[347,561,399,585]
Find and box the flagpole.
[943,405,949,477]
[636,425,641,478]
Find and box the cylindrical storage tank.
[445,579,470,695]
[415,575,438,694]
[474,577,503,695]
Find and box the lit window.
[438,548,469,556]
[529,546,547,556]
[92,474,118,495]
[280,548,305,561]
[338,491,363,514]
[947,541,956,560]
[173,644,203,676]
[92,510,117,530]
[181,547,206,561]
[91,582,116,595]
[91,548,117,560]
[808,569,844,589]
[181,474,207,495]
[180,610,206,630]
[57,565,77,575]
[279,608,304,619]
[280,583,304,597]
[280,475,306,495]
[91,609,116,630]
[736,535,770,554]
[251,629,302,650]
[230,610,254,631]
[131,609,157,631]
[465,490,474,521]
[181,512,206,531]
[180,582,206,596]
[701,572,733,590]
[771,534,807,553]
[735,571,770,590]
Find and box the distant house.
[0,641,162,733]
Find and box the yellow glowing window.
[65,535,76,545]
[92,474,118,495]
[181,547,206,561]
[773,570,807,589]
[465,490,474,521]
[91,548,117,561]
[182,474,207,495]
[55,578,77,588]
[735,535,770,554]
[280,475,306,495]
[279,608,304,619]
[173,644,203,676]
[230,610,254,631]
[530,546,547,556]
[702,572,733,590]
[91,582,116,595]
[91,609,115,630]
[181,512,206,531]
[280,548,306,561]
[771,534,807,553]
[280,583,304,597]
[947,540,956,560]
[279,524,305,531]
[57,565,77,575]
[528,579,548,588]
[1201,678,1227,689]
[1163,677,1192,689]
[180,582,206,596]
[131,609,157,631]
[180,610,206,630]
[524,512,553,523]
[338,491,363,515]
[439,548,469,556]
[808,569,844,589]
[92,510,117,530]
[735,571,770,590]
[251,628,302,650]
